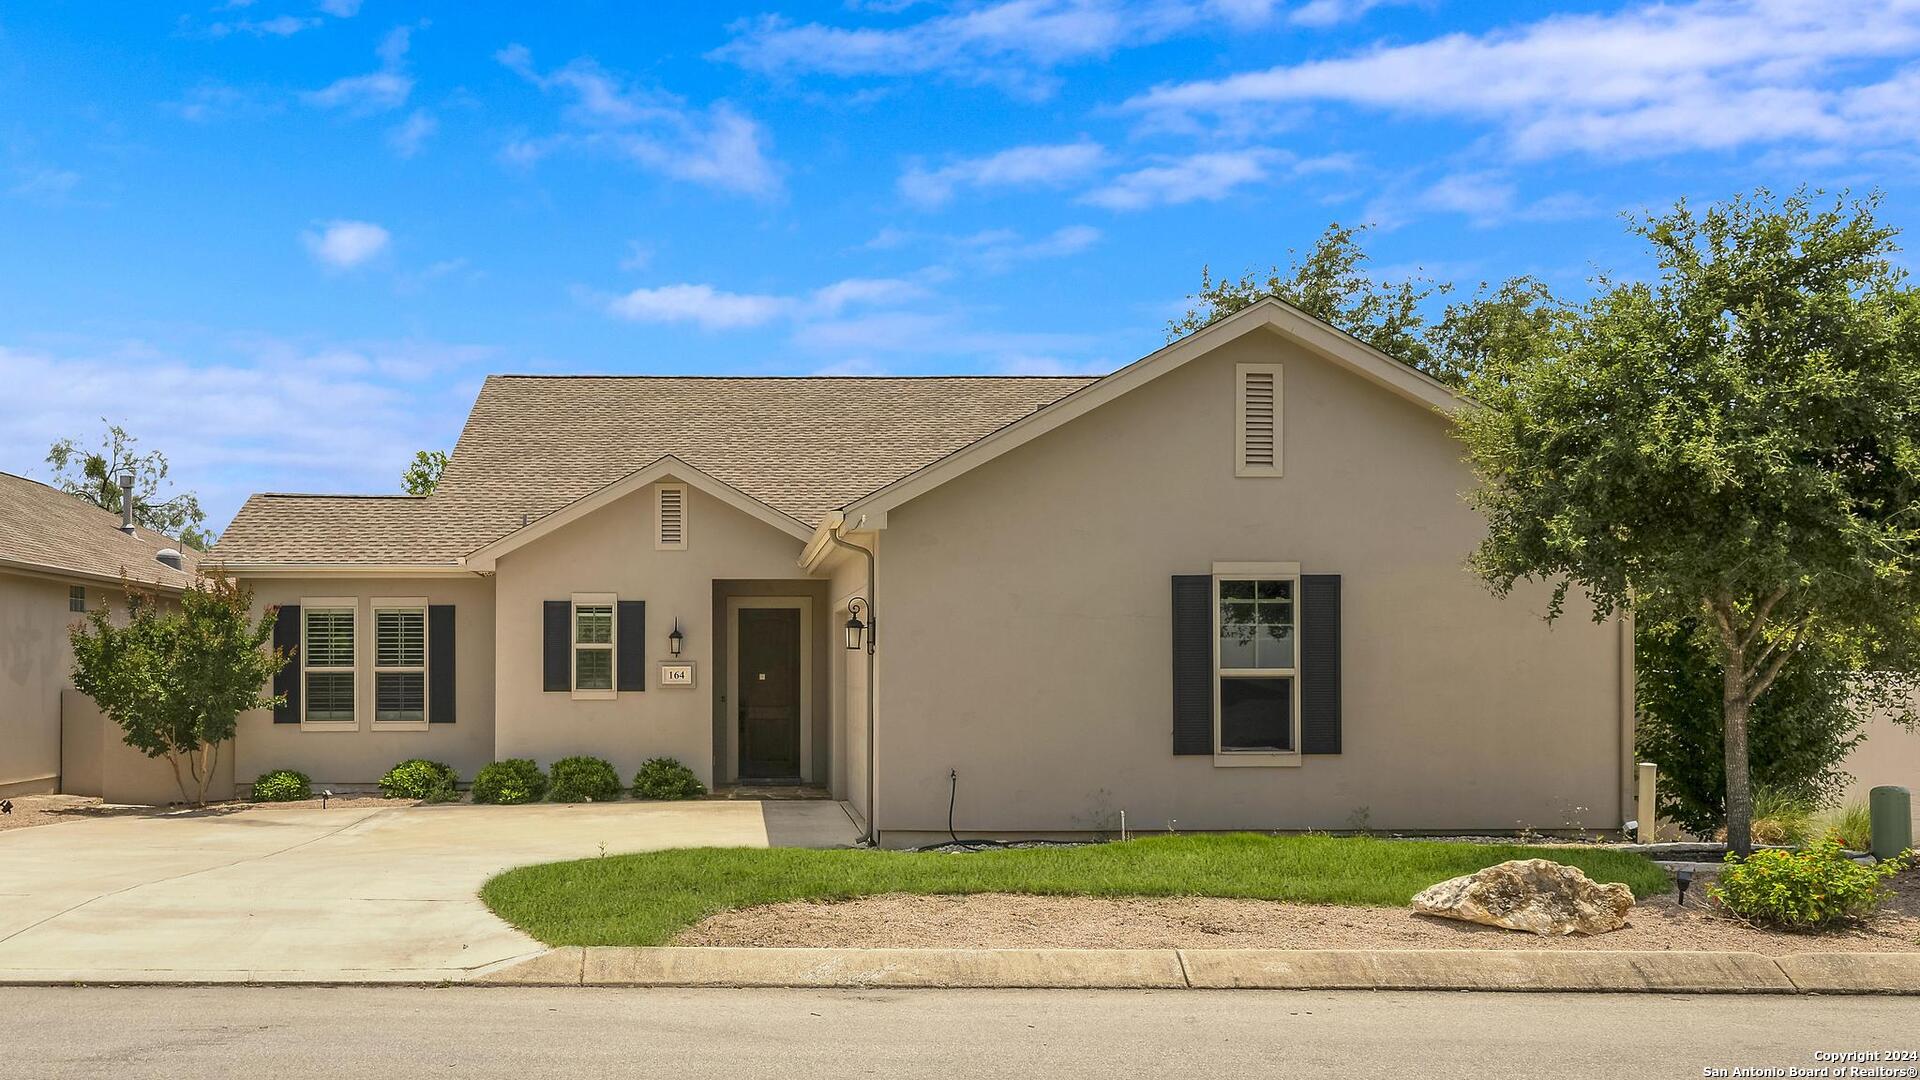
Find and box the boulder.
[1411,859,1633,936]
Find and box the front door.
[737,606,802,780]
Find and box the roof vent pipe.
[117,472,136,534]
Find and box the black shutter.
[617,600,646,692]
[1171,575,1212,755]
[429,604,456,724]
[272,604,300,723]
[542,601,570,692]
[1301,574,1342,754]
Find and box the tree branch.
[1745,612,1813,705]
[1738,584,1791,653]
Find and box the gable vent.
[656,484,688,549]
[1236,363,1283,477]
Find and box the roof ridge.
[254,492,428,500]
[484,373,1101,382]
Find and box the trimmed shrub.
[548,756,622,802]
[472,759,548,805]
[632,757,705,801]
[1710,837,1909,929]
[380,759,460,802]
[251,769,311,803]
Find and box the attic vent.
[1235,363,1283,478]
[655,484,688,550]
[155,548,184,571]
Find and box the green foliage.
[1635,614,1867,835]
[401,450,448,496]
[1749,788,1816,847]
[547,756,622,802]
[1821,802,1874,851]
[472,759,548,805]
[481,833,1671,947]
[379,758,460,802]
[69,573,288,805]
[1457,189,1920,854]
[251,769,311,802]
[1709,837,1909,929]
[631,757,705,801]
[47,422,213,548]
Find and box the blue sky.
[3,0,1918,532]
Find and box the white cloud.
[498,46,781,198]
[1080,149,1277,210]
[387,109,436,157]
[303,24,416,114]
[301,219,391,269]
[8,166,80,203]
[713,0,1282,97]
[1361,171,1595,229]
[962,224,1102,266]
[320,0,365,15]
[1126,0,1920,158]
[1287,0,1412,27]
[899,140,1108,207]
[810,277,929,313]
[605,284,791,329]
[207,14,321,37]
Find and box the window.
[373,601,427,724]
[302,601,356,725]
[656,484,687,549]
[1215,569,1298,756]
[572,593,616,698]
[69,586,85,612]
[1235,362,1283,477]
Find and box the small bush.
[251,769,312,803]
[1749,787,1815,847]
[632,757,705,800]
[380,759,460,802]
[548,756,622,802]
[472,759,548,805]
[1710,837,1909,929]
[1821,802,1873,851]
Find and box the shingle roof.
[0,471,201,589]
[212,374,1095,566]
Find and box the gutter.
[824,520,880,847]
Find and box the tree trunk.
[163,750,194,807]
[1722,654,1754,858]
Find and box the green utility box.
[1870,786,1913,861]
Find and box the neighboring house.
[213,299,1634,843]
[0,471,199,797]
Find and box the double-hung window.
[1215,567,1299,758]
[302,601,357,725]
[572,593,616,699]
[69,585,86,612]
[373,600,427,724]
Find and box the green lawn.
[480,833,1673,947]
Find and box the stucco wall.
[62,688,235,805]
[0,572,78,795]
[874,327,1628,837]
[824,542,877,818]
[234,575,496,788]
[1842,692,1920,831]
[493,481,812,786]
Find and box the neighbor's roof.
[0,471,201,589]
[212,375,1094,566]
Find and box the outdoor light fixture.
[844,597,870,653]
[668,622,684,658]
[1674,867,1693,907]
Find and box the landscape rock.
[1411,859,1633,936]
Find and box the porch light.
[844,598,869,652]
[668,623,684,657]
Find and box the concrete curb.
[464,946,1920,994]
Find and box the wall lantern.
[668,622,684,657]
[844,598,871,653]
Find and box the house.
[0,470,200,797]
[212,299,1634,844]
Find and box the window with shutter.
[656,484,688,549]
[1235,363,1283,477]
[571,592,618,699]
[300,598,357,726]
[373,599,427,725]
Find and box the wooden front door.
[737,606,802,780]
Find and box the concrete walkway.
[0,800,859,982]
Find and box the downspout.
[827,524,879,846]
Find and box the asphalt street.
[6,986,1918,1079]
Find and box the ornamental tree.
[1458,190,1920,855]
[69,573,288,806]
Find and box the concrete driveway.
[0,800,859,982]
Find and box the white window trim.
[300,596,359,731]
[655,483,688,550]
[1210,561,1301,767]
[1235,361,1284,478]
[371,596,429,731]
[571,592,618,701]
